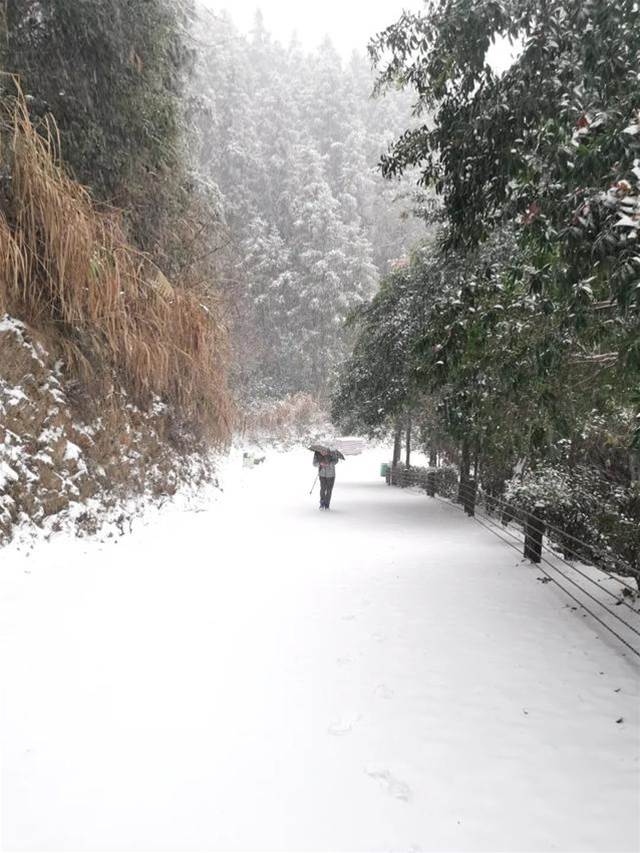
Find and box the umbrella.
[308,443,330,454]
[308,444,345,460]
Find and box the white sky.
[204,0,425,56]
[202,1,519,71]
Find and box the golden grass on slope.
[0,90,231,444]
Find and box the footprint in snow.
[375,684,395,699]
[327,714,361,736]
[336,656,352,666]
[366,767,412,802]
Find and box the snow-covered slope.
[1,448,638,851]
[0,315,215,545]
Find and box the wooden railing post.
[524,508,545,563]
[501,504,515,525]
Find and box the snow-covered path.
[1,449,639,852]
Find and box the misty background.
[192,4,427,400]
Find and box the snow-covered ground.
[1,448,639,852]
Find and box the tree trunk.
[405,415,412,468]
[457,437,470,503]
[392,420,402,467]
[429,446,437,467]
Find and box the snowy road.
[1,449,639,851]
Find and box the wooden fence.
[383,462,640,658]
[384,464,624,574]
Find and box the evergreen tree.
[333,0,640,574]
[192,10,422,399]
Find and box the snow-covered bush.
[432,464,459,499]
[505,464,640,579]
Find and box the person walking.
[313,449,339,510]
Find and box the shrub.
[505,464,640,580]
[433,464,459,499]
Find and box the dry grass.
[0,89,231,445]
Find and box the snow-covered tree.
[191,10,423,399]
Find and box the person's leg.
[325,477,335,508]
[319,477,327,508]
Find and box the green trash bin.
[380,462,389,477]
